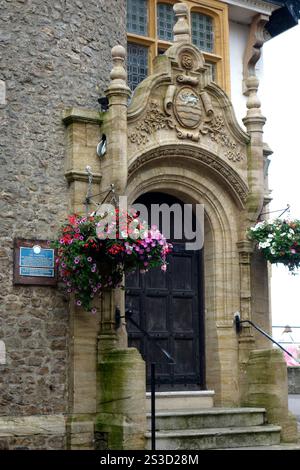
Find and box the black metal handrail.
[234,313,300,364]
[116,307,175,450]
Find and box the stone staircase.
[145,392,282,450]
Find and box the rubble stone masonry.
[0,0,126,449]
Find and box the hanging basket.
[248,218,300,273]
[52,211,172,312]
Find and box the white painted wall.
[228,20,249,126]
[228,20,265,127]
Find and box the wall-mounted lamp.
[96,134,107,158]
[98,96,109,111]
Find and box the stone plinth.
[96,348,146,450]
[246,349,298,443]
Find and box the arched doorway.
[125,192,205,391]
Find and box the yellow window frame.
[127,0,230,94]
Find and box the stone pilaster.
[242,14,267,226]
[96,348,147,450]
[215,322,240,407]
[246,349,298,443]
[97,290,118,358]
[237,240,255,403]
[100,45,131,196]
[238,14,269,404]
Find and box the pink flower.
[161,264,167,272]
[291,249,296,254]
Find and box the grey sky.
[261,23,300,343]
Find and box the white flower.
[280,232,286,237]
[270,248,276,255]
[288,234,293,239]
[259,241,271,249]
[268,234,274,239]
[255,221,266,229]
[289,229,295,234]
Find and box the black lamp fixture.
[98,96,109,112]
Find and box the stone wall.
[288,367,300,394]
[0,0,126,446]
[0,415,66,450]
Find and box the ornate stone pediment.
[127,29,249,183]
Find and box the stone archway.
[125,147,241,405]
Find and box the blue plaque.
[20,267,54,277]
[20,246,54,269]
[14,239,57,286]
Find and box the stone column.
[238,14,268,404]
[95,46,147,449]
[97,45,131,354]
[100,45,131,196]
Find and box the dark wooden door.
[125,193,205,391]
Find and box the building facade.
[0,0,299,450]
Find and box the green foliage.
[248,219,300,273]
[52,211,172,312]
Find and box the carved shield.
[174,87,202,129]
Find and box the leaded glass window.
[191,12,214,53]
[127,0,148,36]
[157,3,175,41]
[206,61,216,81]
[127,42,148,90]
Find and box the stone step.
[222,443,300,450]
[147,408,266,431]
[145,425,281,450]
[146,391,214,412]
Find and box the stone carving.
[176,74,199,86]
[174,87,202,129]
[202,115,244,162]
[181,53,194,70]
[128,146,248,205]
[129,90,245,163]
[128,101,174,145]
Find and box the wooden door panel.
[172,297,194,332]
[171,255,193,290]
[144,266,167,289]
[173,340,195,374]
[125,192,204,390]
[145,297,168,332]
[126,269,140,288]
